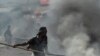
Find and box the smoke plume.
[49,0,100,56]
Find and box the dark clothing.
[28,36,47,50]
[4,28,12,45]
[13,27,48,56]
[27,35,47,56]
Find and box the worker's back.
[28,27,47,51]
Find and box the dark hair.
[38,27,47,36]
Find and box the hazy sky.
[0,0,65,56]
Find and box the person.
[13,27,47,56]
[4,25,12,45]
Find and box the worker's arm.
[13,42,28,48]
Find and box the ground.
[0,46,31,56]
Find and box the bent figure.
[4,25,12,45]
[13,27,47,56]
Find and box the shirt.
[27,36,47,51]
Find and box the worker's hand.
[13,45,17,48]
[26,49,30,51]
[26,46,30,51]
[27,46,30,49]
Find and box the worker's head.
[39,27,47,31]
[38,26,47,36]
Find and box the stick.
[0,43,42,53]
[0,42,65,56]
